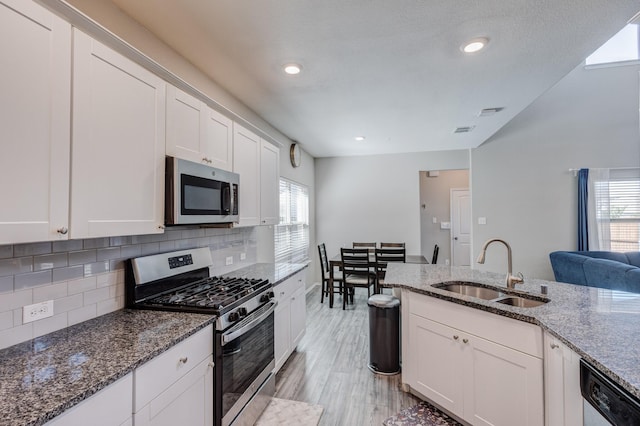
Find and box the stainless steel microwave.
[165,156,239,225]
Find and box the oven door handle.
[221,301,277,346]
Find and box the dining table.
[328,253,428,308]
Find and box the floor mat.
[255,397,324,426]
[383,401,463,426]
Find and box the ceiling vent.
[454,126,475,133]
[478,107,504,117]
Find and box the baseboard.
[306,282,320,294]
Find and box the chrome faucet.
[476,238,524,289]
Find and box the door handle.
[454,237,458,240]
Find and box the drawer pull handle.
[208,361,215,369]
[179,357,188,364]
[57,227,68,235]
[550,343,559,349]
[453,335,459,340]
[462,338,469,344]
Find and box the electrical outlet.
[23,300,54,323]
[240,253,246,260]
[445,259,450,266]
[225,256,233,266]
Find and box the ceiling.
[110,0,639,158]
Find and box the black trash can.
[367,294,400,375]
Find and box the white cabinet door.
[71,29,165,238]
[407,314,465,415]
[259,140,279,225]
[544,332,583,426]
[166,85,233,171]
[204,108,233,171]
[290,283,306,348]
[46,373,133,426]
[465,334,544,426]
[274,297,291,371]
[233,123,260,226]
[0,0,71,244]
[166,85,206,164]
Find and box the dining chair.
[318,243,343,305]
[432,244,439,264]
[340,248,376,309]
[375,247,406,292]
[380,242,405,248]
[353,242,377,254]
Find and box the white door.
[0,0,71,244]
[451,189,471,267]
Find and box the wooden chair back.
[432,244,439,264]
[353,242,376,254]
[375,247,406,281]
[380,242,405,248]
[341,248,372,277]
[318,243,329,280]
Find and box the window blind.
[594,169,640,251]
[274,179,309,264]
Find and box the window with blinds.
[595,169,640,251]
[274,178,309,264]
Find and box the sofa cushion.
[583,258,635,290]
[624,252,640,268]
[623,269,640,293]
[575,251,630,264]
[549,252,589,285]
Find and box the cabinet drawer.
[134,325,213,411]
[274,271,304,302]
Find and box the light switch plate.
[478,217,487,225]
[23,300,54,323]
[225,256,233,266]
[240,253,246,260]
[440,222,451,229]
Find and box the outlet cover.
[225,256,233,266]
[23,300,54,323]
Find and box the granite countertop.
[223,262,309,286]
[0,309,215,426]
[384,263,640,400]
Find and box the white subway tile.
[68,249,97,266]
[0,245,13,259]
[33,282,68,303]
[52,240,83,253]
[0,323,33,350]
[96,247,121,261]
[0,289,32,312]
[140,243,160,256]
[97,271,118,288]
[0,311,13,331]
[120,245,141,259]
[52,265,84,283]
[83,287,110,305]
[34,253,68,271]
[0,276,13,294]
[14,242,52,257]
[68,276,97,295]
[33,312,67,338]
[52,294,83,314]
[158,240,176,252]
[83,261,110,277]
[68,305,96,326]
[0,257,33,277]
[83,238,110,249]
[96,298,120,316]
[13,309,22,326]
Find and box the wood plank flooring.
[273,286,421,425]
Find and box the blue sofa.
[549,251,640,293]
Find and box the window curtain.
[589,168,611,251]
[577,169,589,250]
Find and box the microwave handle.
[222,185,231,214]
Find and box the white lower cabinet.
[274,271,306,372]
[404,292,544,426]
[45,373,133,426]
[134,325,214,426]
[544,331,583,426]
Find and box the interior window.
[275,179,309,264]
[585,23,640,67]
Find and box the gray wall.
[315,150,469,264]
[471,63,640,280]
[419,170,470,264]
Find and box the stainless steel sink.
[495,296,548,308]
[433,281,549,308]
[434,282,504,300]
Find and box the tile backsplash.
[0,227,257,349]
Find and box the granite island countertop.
[0,309,215,426]
[384,263,640,400]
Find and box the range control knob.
[237,307,248,317]
[260,293,272,303]
[228,311,241,322]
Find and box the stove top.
[146,276,270,311]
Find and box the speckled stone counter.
[223,262,309,286]
[384,263,640,400]
[0,309,215,426]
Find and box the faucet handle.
[506,272,524,288]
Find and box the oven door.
[217,302,276,426]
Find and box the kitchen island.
[384,263,640,423]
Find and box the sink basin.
[495,296,548,308]
[434,282,504,300]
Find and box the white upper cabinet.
[71,29,166,238]
[233,123,261,226]
[259,140,279,225]
[0,0,71,244]
[166,85,232,171]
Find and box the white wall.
[315,150,469,264]
[419,170,470,264]
[471,63,640,281]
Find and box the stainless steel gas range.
[125,247,276,426]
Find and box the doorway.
[418,170,470,266]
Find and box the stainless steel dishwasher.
[581,360,640,425]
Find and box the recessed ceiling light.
[462,37,489,53]
[283,63,302,75]
[354,136,366,141]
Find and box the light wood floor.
[273,286,422,425]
